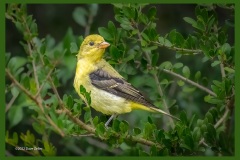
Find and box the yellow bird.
[74,34,179,126]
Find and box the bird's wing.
[89,68,155,108]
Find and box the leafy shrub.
[5,4,234,156]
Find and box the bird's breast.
[74,59,132,115]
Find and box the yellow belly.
[74,59,132,115]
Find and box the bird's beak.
[98,41,110,49]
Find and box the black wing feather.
[89,69,155,108]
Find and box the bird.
[74,34,179,127]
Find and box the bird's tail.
[149,107,180,121]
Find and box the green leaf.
[219,131,228,149]
[98,27,113,41]
[168,29,185,47]
[183,86,196,93]
[96,123,105,137]
[141,32,150,42]
[133,127,141,135]
[139,14,148,25]
[120,24,134,31]
[84,107,91,123]
[158,37,172,47]
[49,110,57,123]
[142,46,158,52]
[160,79,169,85]
[182,66,190,78]
[211,60,221,67]
[32,122,45,134]
[147,6,157,19]
[207,123,216,138]
[173,62,183,69]
[122,7,135,18]
[123,53,135,62]
[8,105,24,128]
[73,7,87,27]
[108,21,116,35]
[151,52,159,67]
[92,116,99,126]
[224,67,235,74]
[80,85,91,105]
[180,111,188,125]
[7,56,27,75]
[183,135,194,150]
[13,132,19,145]
[70,42,78,54]
[11,86,19,97]
[110,45,121,60]
[143,122,155,139]
[193,127,201,141]
[196,119,203,127]
[183,17,197,26]
[204,95,223,105]
[89,4,98,16]
[159,61,172,70]
[120,120,129,134]
[177,80,185,86]
[42,141,56,156]
[194,71,201,80]
[205,112,214,124]
[67,95,73,108]
[112,119,120,132]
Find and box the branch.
[34,60,59,98]
[5,68,36,102]
[6,90,19,112]
[162,69,217,97]
[84,10,94,37]
[152,41,203,54]
[214,108,229,128]
[199,106,230,146]
[5,68,65,137]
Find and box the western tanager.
[74,34,179,126]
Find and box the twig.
[213,24,226,79]
[84,11,93,37]
[5,68,36,102]
[214,108,229,128]
[152,41,203,54]
[199,107,230,145]
[5,91,19,112]
[34,60,58,98]
[70,133,95,137]
[162,69,217,97]
[5,68,65,137]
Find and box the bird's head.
[78,34,110,62]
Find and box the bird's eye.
[89,41,94,46]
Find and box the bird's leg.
[105,114,116,128]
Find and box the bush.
[5,4,234,156]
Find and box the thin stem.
[84,11,94,36]
[6,68,36,102]
[162,69,217,97]
[152,41,203,54]
[199,107,230,145]
[34,60,58,98]
[5,68,65,137]
[213,24,226,79]
[214,108,229,128]
[6,91,19,112]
